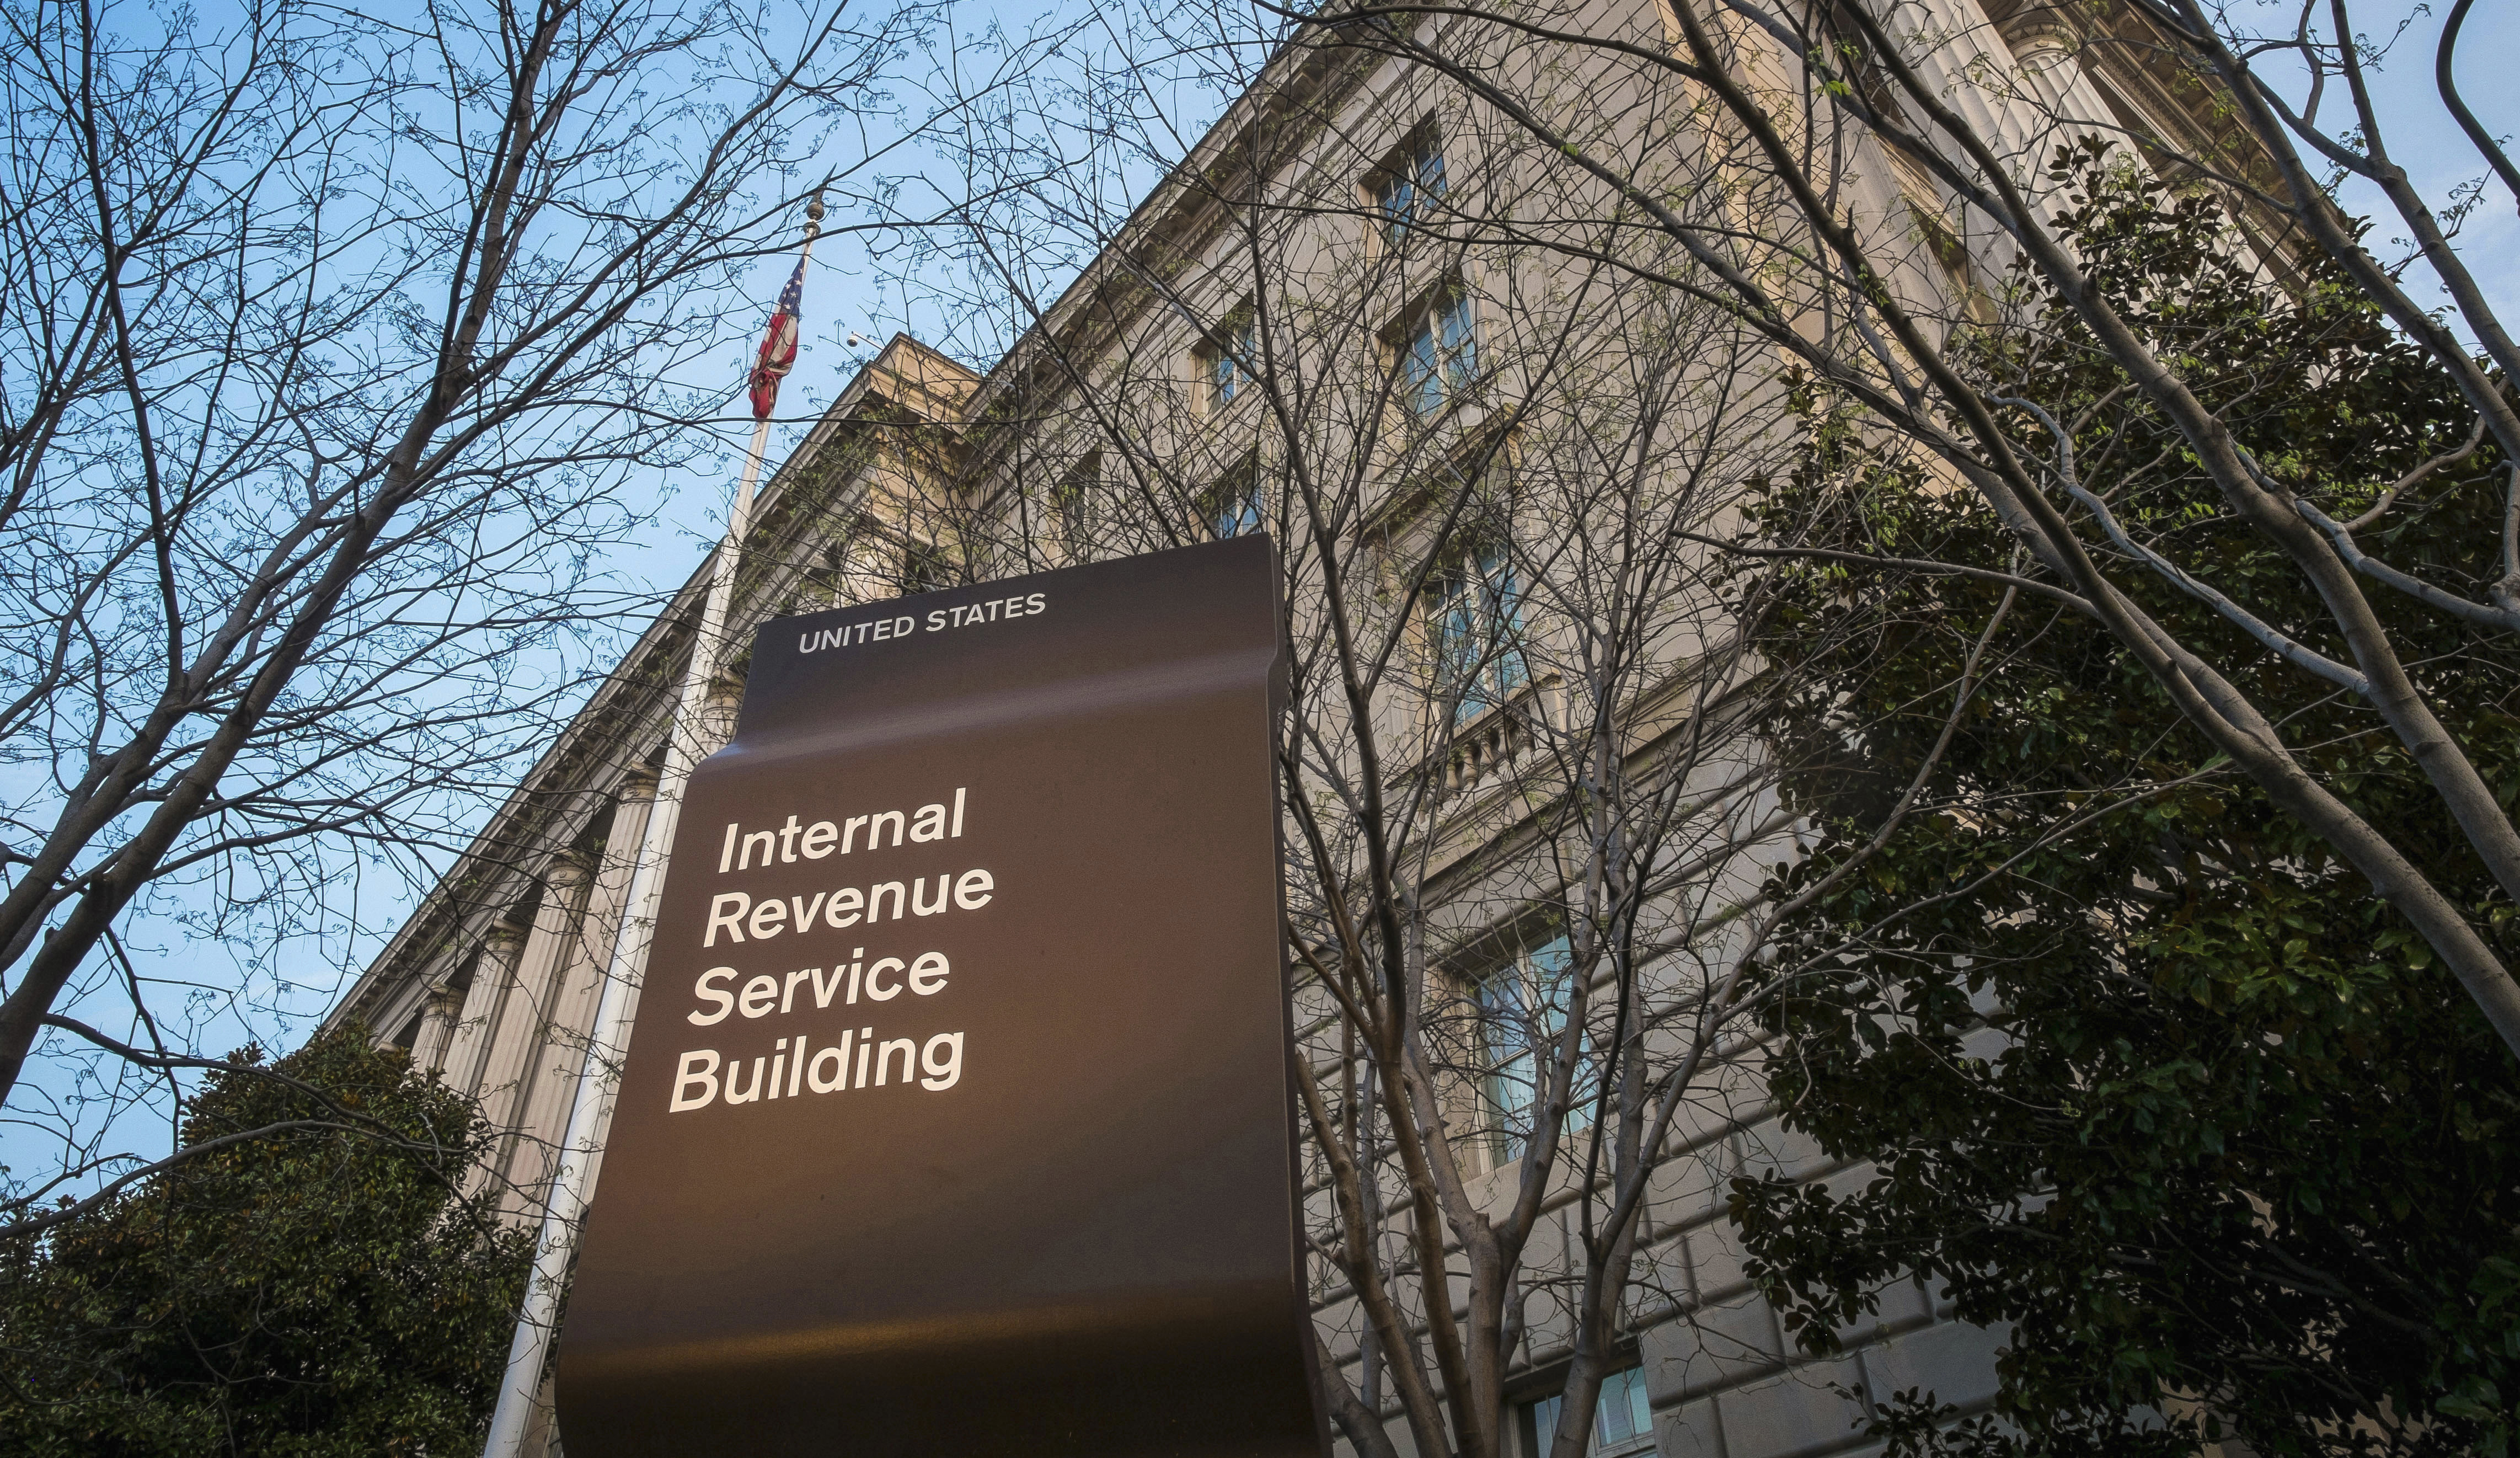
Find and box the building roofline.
[960,23,1382,420]
[327,333,982,1033]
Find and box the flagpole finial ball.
[806,189,827,225]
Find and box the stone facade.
[325,4,2278,1452]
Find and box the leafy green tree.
[1730,156,2520,1457]
[0,1026,532,1456]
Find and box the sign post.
[554,536,1325,1458]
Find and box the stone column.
[2000,13,2125,197]
[702,674,745,755]
[441,922,526,1098]
[2000,9,2118,122]
[474,854,593,1208]
[414,981,465,1078]
[1874,0,2065,219]
[500,776,656,1220]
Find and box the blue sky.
[7,0,2513,1197]
[588,0,2520,670]
[2307,0,2519,333]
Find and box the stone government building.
[326,2,2282,1452]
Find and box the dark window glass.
[1056,452,1099,540]
[1374,144,1449,245]
[1529,1367,1655,1457]
[1401,291,1476,415]
[1207,464,1263,540]
[1211,312,1257,408]
[1430,540,1527,724]
[1476,933,1581,1162]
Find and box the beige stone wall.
[325,6,2225,1453]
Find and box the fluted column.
[2001,13,2126,200]
[441,922,526,1097]
[414,981,464,1077]
[2008,22,2111,122]
[499,776,656,1220]
[472,856,593,1209]
[1881,0,2056,202]
[702,674,745,755]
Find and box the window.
[1400,290,1476,415]
[1204,459,1264,540]
[1529,1367,1655,1457]
[1476,932,1584,1162]
[1207,308,1258,410]
[1056,452,1099,540]
[1373,141,1449,246]
[902,541,952,593]
[1428,541,1528,725]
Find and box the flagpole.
[480,193,824,1458]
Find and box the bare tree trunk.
[0,0,950,1176]
[922,22,1880,1454]
[1313,0,2520,1059]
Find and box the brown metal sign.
[554,537,1324,1458]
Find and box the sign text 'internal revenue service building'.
[553,537,1325,1457]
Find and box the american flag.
[747,256,808,420]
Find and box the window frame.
[1202,456,1265,541]
[1369,136,1449,248]
[1396,286,1478,416]
[1055,451,1100,542]
[901,540,953,594]
[1526,1365,1656,1458]
[1474,930,1590,1165]
[1202,305,1259,412]
[1425,535,1529,727]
